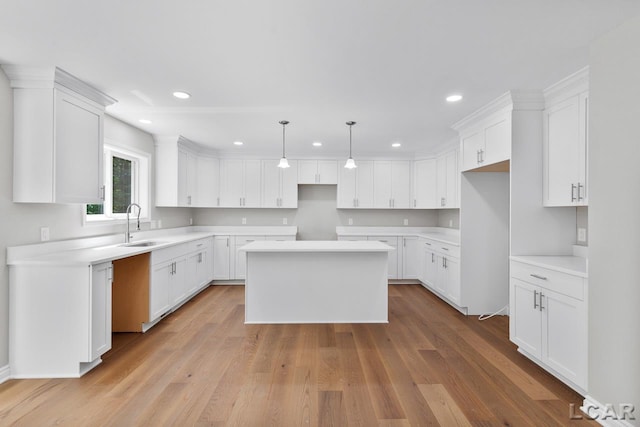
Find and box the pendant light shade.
[277,120,290,169]
[344,121,357,169]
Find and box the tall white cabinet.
[373,161,412,209]
[543,67,589,207]
[2,65,116,204]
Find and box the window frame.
[84,140,150,225]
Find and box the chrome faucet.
[125,203,142,243]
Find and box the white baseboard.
[582,395,637,427]
[0,365,10,384]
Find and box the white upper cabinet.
[373,161,411,209]
[2,65,116,203]
[459,111,511,172]
[155,136,207,207]
[436,149,459,208]
[262,160,298,208]
[219,159,262,207]
[413,159,437,209]
[298,160,338,184]
[195,156,220,207]
[337,160,374,208]
[543,67,589,207]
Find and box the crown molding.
[543,66,589,104]
[1,65,116,107]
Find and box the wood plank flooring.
[0,284,595,426]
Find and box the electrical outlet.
[189,217,193,225]
[40,227,50,242]
[449,219,453,227]
[150,220,157,229]
[348,218,353,225]
[283,217,288,225]
[403,219,408,226]
[242,217,247,225]
[577,228,587,242]
[157,220,162,228]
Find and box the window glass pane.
[112,156,133,213]
[86,204,104,215]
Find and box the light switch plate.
[403,219,408,226]
[348,218,353,225]
[242,217,247,225]
[283,217,288,225]
[40,227,50,242]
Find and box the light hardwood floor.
[0,284,595,426]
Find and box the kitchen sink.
[120,240,165,248]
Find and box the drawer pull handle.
[530,274,548,280]
[425,242,431,246]
[441,247,449,251]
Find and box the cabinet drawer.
[151,245,184,265]
[511,261,584,300]
[267,235,295,241]
[425,239,460,258]
[186,237,212,254]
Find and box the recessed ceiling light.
[392,142,401,148]
[446,94,463,102]
[312,141,323,147]
[173,91,191,99]
[233,141,244,146]
[138,119,152,124]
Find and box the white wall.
[0,69,192,369]
[588,15,640,424]
[193,185,439,240]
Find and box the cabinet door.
[219,160,244,207]
[90,263,112,360]
[401,236,419,279]
[196,156,219,207]
[369,236,398,279]
[413,159,437,208]
[186,252,201,296]
[373,161,393,208]
[444,256,460,305]
[337,167,357,208]
[423,246,438,287]
[434,254,447,294]
[280,160,298,208]
[542,288,587,388]
[544,95,582,206]
[55,90,104,203]
[355,161,375,208]
[234,236,264,280]
[510,279,542,358]
[213,236,231,280]
[441,150,458,208]
[150,261,172,321]
[317,160,338,184]
[436,155,448,208]
[298,160,318,184]
[461,130,483,171]
[391,161,412,208]
[483,116,511,165]
[243,160,262,207]
[178,149,189,206]
[262,160,281,208]
[169,258,187,306]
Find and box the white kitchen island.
[242,240,394,324]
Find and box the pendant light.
[344,121,357,169]
[277,120,290,169]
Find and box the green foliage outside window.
[86,155,133,215]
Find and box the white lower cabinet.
[150,237,215,323]
[213,236,232,280]
[418,239,461,307]
[401,236,419,279]
[368,236,398,279]
[509,260,588,392]
[233,236,265,280]
[90,262,113,361]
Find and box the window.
[86,143,150,222]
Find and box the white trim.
[0,365,11,384]
[582,395,637,427]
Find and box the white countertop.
[510,255,588,278]
[242,240,394,253]
[336,226,460,246]
[7,226,297,266]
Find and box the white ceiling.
[1,0,639,158]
